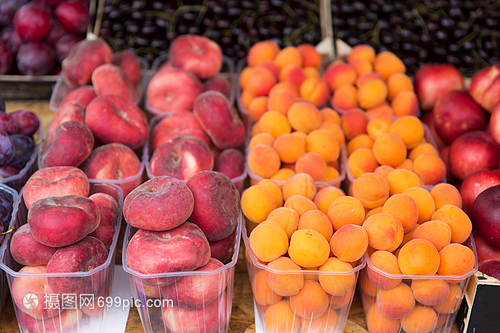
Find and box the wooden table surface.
[0,101,460,333]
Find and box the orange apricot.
[323,63,357,91]
[348,148,379,179]
[249,221,288,262]
[408,143,439,161]
[385,169,421,196]
[259,111,292,138]
[351,59,373,76]
[365,304,400,333]
[269,81,300,98]
[268,89,297,116]
[248,40,280,67]
[387,73,414,101]
[392,91,419,116]
[248,96,269,121]
[283,173,317,201]
[318,258,356,296]
[266,207,299,239]
[430,183,463,210]
[431,204,472,244]
[330,224,369,262]
[366,116,393,140]
[433,283,463,314]
[327,196,365,230]
[273,133,306,164]
[320,108,341,125]
[252,270,283,306]
[285,195,318,217]
[299,77,330,107]
[248,144,281,179]
[303,66,320,78]
[247,67,277,97]
[400,305,438,333]
[258,60,280,80]
[257,179,283,208]
[289,229,330,268]
[287,102,322,133]
[264,300,300,333]
[367,250,402,290]
[411,279,450,306]
[341,108,368,139]
[279,64,306,87]
[242,185,276,223]
[373,165,394,178]
[412,221,452,252]
[356,72,385,87]
[332,83,358,110]
[372,133,407,167]
[289,280,329,319]
[295,152,328,181]
[352,172,390,209]
[398,239,440,275]
[319,121,345,147]
[438,243,475,277]
[298,210,333,241]
[249,132,275,150]
[274,46,303,69]
[300,308,338,333]
[388,116,424,149]
[374,51,406,79]
[271,169,296,181]
[348,44,376,64]
[313,187,345,214]
[240,89,254,109]
[382,194,419,233]
[266,257,304,296]
[306,129,340,162]
[376,283,415,319]
[362,213,404,251]
[347,134,374,156]
[402,187,436,224]
[357,79,388,109]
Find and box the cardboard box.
[456,271,500,333]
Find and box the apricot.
[271,169,296,181]
[373,165,394,178]
[348,148,379,179]
[280,64,306,87]
[247,40,280,67]
[395,159,413,171]
[324,167,340,185]
[365,304,400,333]
[289,229,330,268]
[266,207,299,239]
[248,96,269,121]
[382,194,418,233]
[289,280,329,319]
[269,81,300,98]
[366,206,383,219]
[264,300,300,333]
[273,134,306,164]
[356,71,385,87]
[252,270,283,306]
[248,144,281,179]
[300,308,338,333]
[287,102,322,133]
[408,143,438,161]
[430,183,463,210]
[387,73,414,101]
[431,204,472,244]
[298,210,333,241]
[401,305,438,333]
[274,46,303,69]
[318,121,345,147]
[347,134,373,156]
[240,89,254,109]
[251,122,261,136]
[257,179,283,208]
[385,169,421,196]
[318,257,356,296]
[413,153,446,185]
[259,111,292,138]
[362,213,404,251]
[367,250,402,290]
[306,129,340,162]
[332,83,358,110]
[249,133,275,150]
[366,104,395,117]
[266,257,304,296]
[351,59,373,76]
[313,187,345,214]
[412,221,452,252]
[341,108,368,139]
[295,152,328,181]
[373,133,407,167]
[247,67,277,97]
[282,173,317,201]
[358,79,388,109]
[268,90,297,116]
[398,239,440,275]
[352,172,390,209]
[376,283,415,319]
[327,196,365,230]
[433,283,462,314]
[411,279,450,306]
[330,224,369,262]
[392,91,419,116]
[240,67,254,89]
[249,221,288,262]
[360,269,378,297]
[323,63,357,91]
[348,44,376,64]
[258,60,280,80]
[285,195,318,217]
[374,51,406,79]
[320,108,341,125]
[242,185,276,223]
[299,77,329,107]
[303,66,320,78]
[388,116,424,149]
[438,243,475,277]
[402,187,436,224]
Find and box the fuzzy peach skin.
[204,75,231,98]
[91,63,136,102]
[112,50,142,87]
[147,67,203,112]
[125,222,210,285]
[162,258,227,309]
[18,309,82,333]
[80,143,142,197]
[88,193,119,251]
[169,34,223,80]
[10,224,57,265]
[28,195,100,247]
[60,85,96,109]
[85,94,149,150]
[162,294,228,333]
[124,176,194,231]
[12,265,59,319]
[23,166,90,209]
[46,101,85,142]
[150,136,214,180]
[186,171,239,241]
[47,236,108,296]
[209,228,237,264]
[213,148,245,180]
[40,121,94,168]
[62,39,113,88]
[193,91,245,150]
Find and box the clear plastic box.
[0,185,19,319]
[48,57,149,112]
[37,125,145,197]
[343,123,445,190]
[0,122,43,192]
[144,55,236,117]
[359,236,478,333]
[142,113,247,193]
[122,212,242,333]
[246,142,347,189]
[0,181,123,333]
[242,217,365,333]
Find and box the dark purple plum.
[14,2,52,42]
[45,20,68,45]
[0,43,12,74]
[54,0,89,34]
[9,134,34,167]
[16,42,55,75]
[0,130,13,164]
[0,28,23,55]
[0,0,29,26]
[0,112,17,134]
[10,110,39,136]
[0,164,20,179]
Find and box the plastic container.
[145,55,235,117]
[242,217,365,333]
[0,122,43,192]
[0,185,19,319]
[142,112,247,193]
[48,56,149,112]
[37,125,145,197]
[122,212,242,333]
[0,181,123,333]
[246,142,346,189]
[343,123,445,190]
[359,236,478,333]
